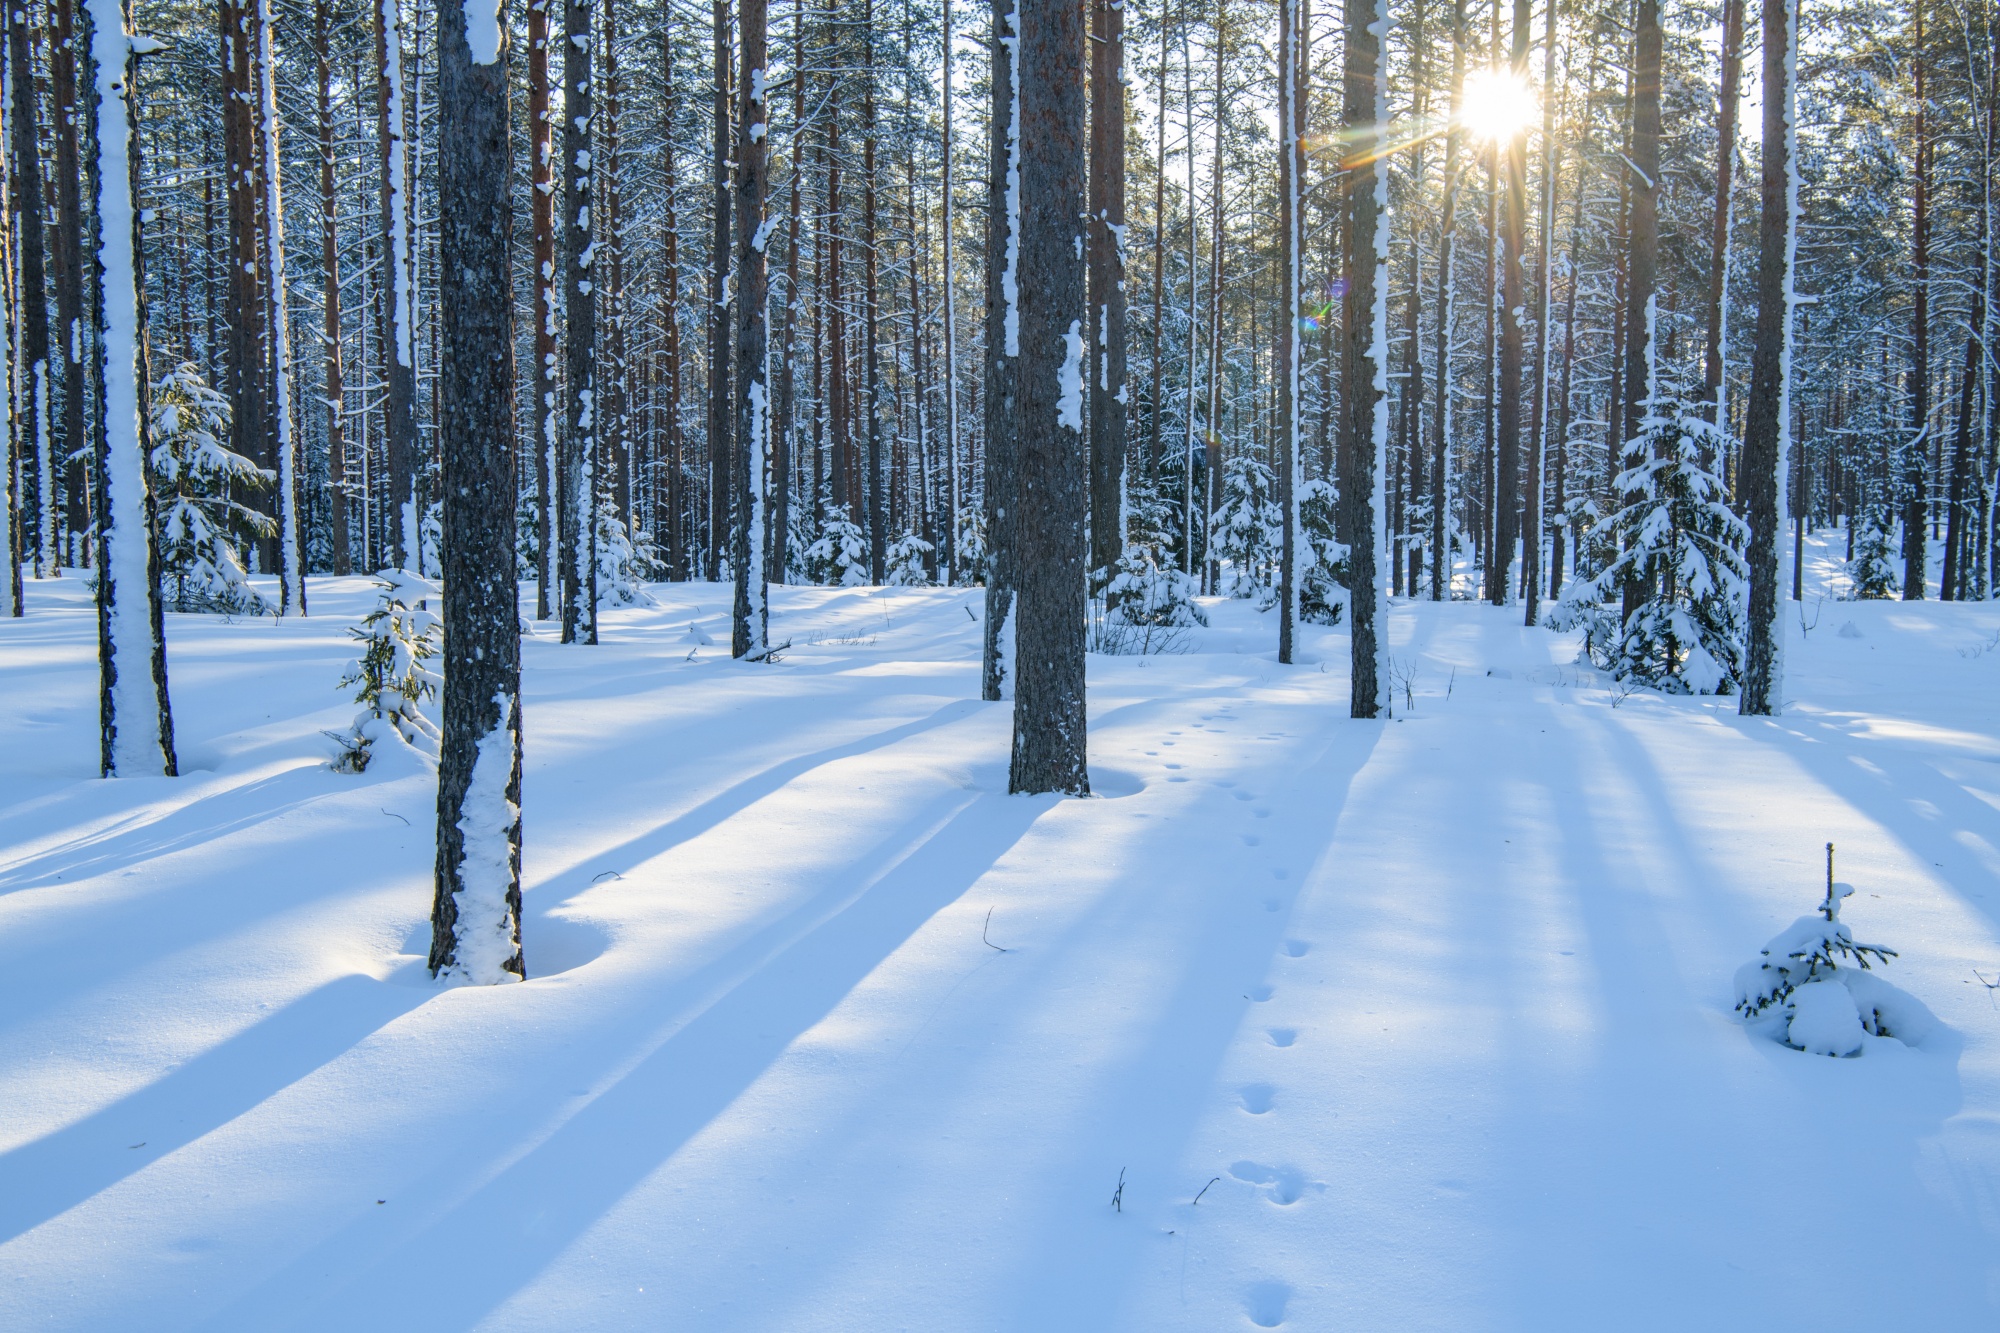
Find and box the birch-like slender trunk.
[430,0,523,984]
[732,0,769,657]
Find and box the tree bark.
[430,0,523,984]
[862,3,885,581]
[530,0,556,612]
[1620,0,1662,624]
[707,0,731,579]
[1522,0,1558,623]
[1087,0,1126,585]
[1701,0,1744,422]
[560,0,598,641]
[1903,0,1930,599]
[1739,0,1797,716]
[1342,0,1388,717]
[1491,0,1528,607]
[1430,0,1465,602]
[52,0,88,569]
[1276,0,1303,662]
[315,0,350,575]
[981,0,1018,701]
[1009,0,1088,795]
[658,19,686,579]
[87,0,175,775]
[373,0,420,568]
[253,0,305,612]
[732,0,769,656]
[940,0,959,581]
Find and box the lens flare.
[1459,68,1538,142]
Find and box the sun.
[1459,68,1538,142]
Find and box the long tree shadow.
[199,788,1047,1331]
[0,974,430,1245]
[532,696,989,901]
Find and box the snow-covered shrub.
[885,531,935,586]
[805,505,870,586]
[1552,402,1747,694]
[148,362,273,615]
[594,501,657,606]
[1091,548,1206,654]
[953,507,986,584]
[1734,862,1932,1056]
[1209,454,1282,605]
[515,491,545,580]
[1296,478,1348,626]
[329,569,442,773]
[419,500,443,579]
[1844,510,1898,600]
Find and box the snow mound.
[1785,981,1862,1056]
[1734,878,1937,1056]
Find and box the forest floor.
[2,538,1999,1330]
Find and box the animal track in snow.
[1266,1027,1297,1046]
[1246,984,1275,1002]
[1239,1083,1276,1114]
[1234,791,1257,801]
[1242,834,1261,846]
[1230,1160,1309,1205]
[1245,1280,1292,1328]
[1283,939,1309,957]
[1262,898,1280,912]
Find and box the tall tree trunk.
[1739,0,1797,716]
[602,0,628,528]
[560,0,598,641]
[1203,4,1224,594]
[53,0,88,568]
[1701,0,1744,422]
[1009,0,1087,795]
[732,0,769,656]
[862,3,885,581]
[530,0,556,612]
[254,0,304,612]
[315,0,350,575]
[1430,0,1465,601]
[1180,14,1199,575]
[1491,0,1528,607]
[374,0,419,568]
[707,0,731,580]
[1942,332,1977,598]
[222,1,270,571]
[430,0,523,984]
[1620,0,1662,624]
[1342,0,1388,717]
[1522,0,1557,623]
[10,0,49,584]
[1903,0,1930,599]
[982,0,1019,700]
[1276,0,1303,662]
[659,19,685,580]
[1147,22,1167,486]
[87,0,175,775]
[940,0,959,581]
[1087,0,1126,585]
[772,1,803,585]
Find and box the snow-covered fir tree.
[595,501,657,606]
[885,533,936,586]
[148,363,273,616]
[1295,478,1348,626]
[1209,454,1282,605]
[329,569,442,772]
[806,506,870,586]
[1845,509,1899,600]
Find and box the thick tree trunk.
[221,2,270,570]
[1009,0,1088,795]
[1342,0,1388,717]
[1522,0,1557,624]
[707,0,731,580]
[1276,0,1303,662]
[771,4,804,585]
[1492,0,1528,607]
[430,0,523,985]
[87,0,175,776]
[1739,0,1797,716]
[981,0,1018,701]
[53,0,88,569]
[602,0,629,526]
[374,0,420,568]
[1087,0,1126,585]
[530,0,556,612]
[732,0,768,656]
[560,0,598,642]
[10,1,49,585]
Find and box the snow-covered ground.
[3,540,1999,1330]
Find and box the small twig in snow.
[1976,969,2000,1007]
[1445,667,1456,702]
[982,907,1009,952]
[591,870,624,883]
[1192,1176,1221,1206]
[965,604,977,621]
[1110,1167,1126,1213]
[380,808,410,826]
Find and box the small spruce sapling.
[594,500,658,605]
[1209,454,1283,604]
[1844,507,1899,600]
[885,532,937,586]
[1296,479,1349,626]
[805,504,870,585]
[329,569,444,772]
[1733,843,1930,1056]
[148,363,274,615]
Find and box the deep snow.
[2,543,1998,1330]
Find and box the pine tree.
[150,363,272,615]
[1341,0,1389,719]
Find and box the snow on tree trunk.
[430,0,522,985]
[981,0,1019,703]
[1276,0,1303,663]
[731,0,769,658]
[8,0,49,598]
[940,0,959,584]
[1739,0,1797,716]
[375,0,420,570]
[87,0,176,777]
[1342,0,1390,718]
[706,0,732,581]
[560,0,598,644]
[1008,0,1088,795]
[529,0,556,617]
[255,0,305,615]
[1430,0,1466,603]
[1087,0,1127,590]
